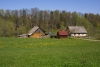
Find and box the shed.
[67,26,87,37]
[28,26,45,38]
[57,30,68,39]
[18,34,27,38]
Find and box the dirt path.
[74,38,100,42]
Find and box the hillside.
[0,8,100,39]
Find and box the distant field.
[0,37,100,67]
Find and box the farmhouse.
[57,30,68,39]
[67,26,87,37]
[28,26,45,38]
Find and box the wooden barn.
[67,26,87,37]
[28,26,45,38]
[57,30,68,39]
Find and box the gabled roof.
[58,30,68,35]
[28,26,39,35]
[67,26,87,34]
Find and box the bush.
[94,34,100,40]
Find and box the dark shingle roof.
[67,26,87,33]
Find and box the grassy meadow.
[0,37,100,67]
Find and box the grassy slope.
[0,37,100,67]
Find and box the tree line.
[0,8,100,38]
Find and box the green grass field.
[0,37,100,67]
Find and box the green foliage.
[0,38,100,67]
[0,8,100,38]
[16,26,27,35]
[72,11,79,25]
[93,33,100,40]
[60,21,66,30]
[0,19,15,37]
[77,17,94,36]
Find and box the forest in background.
[0,8,100,39]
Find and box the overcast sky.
[0,0,100,14]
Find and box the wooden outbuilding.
[67,26,87,37]
[57,30,68,39]
[28,26,45,38]
[18,34,27,38]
